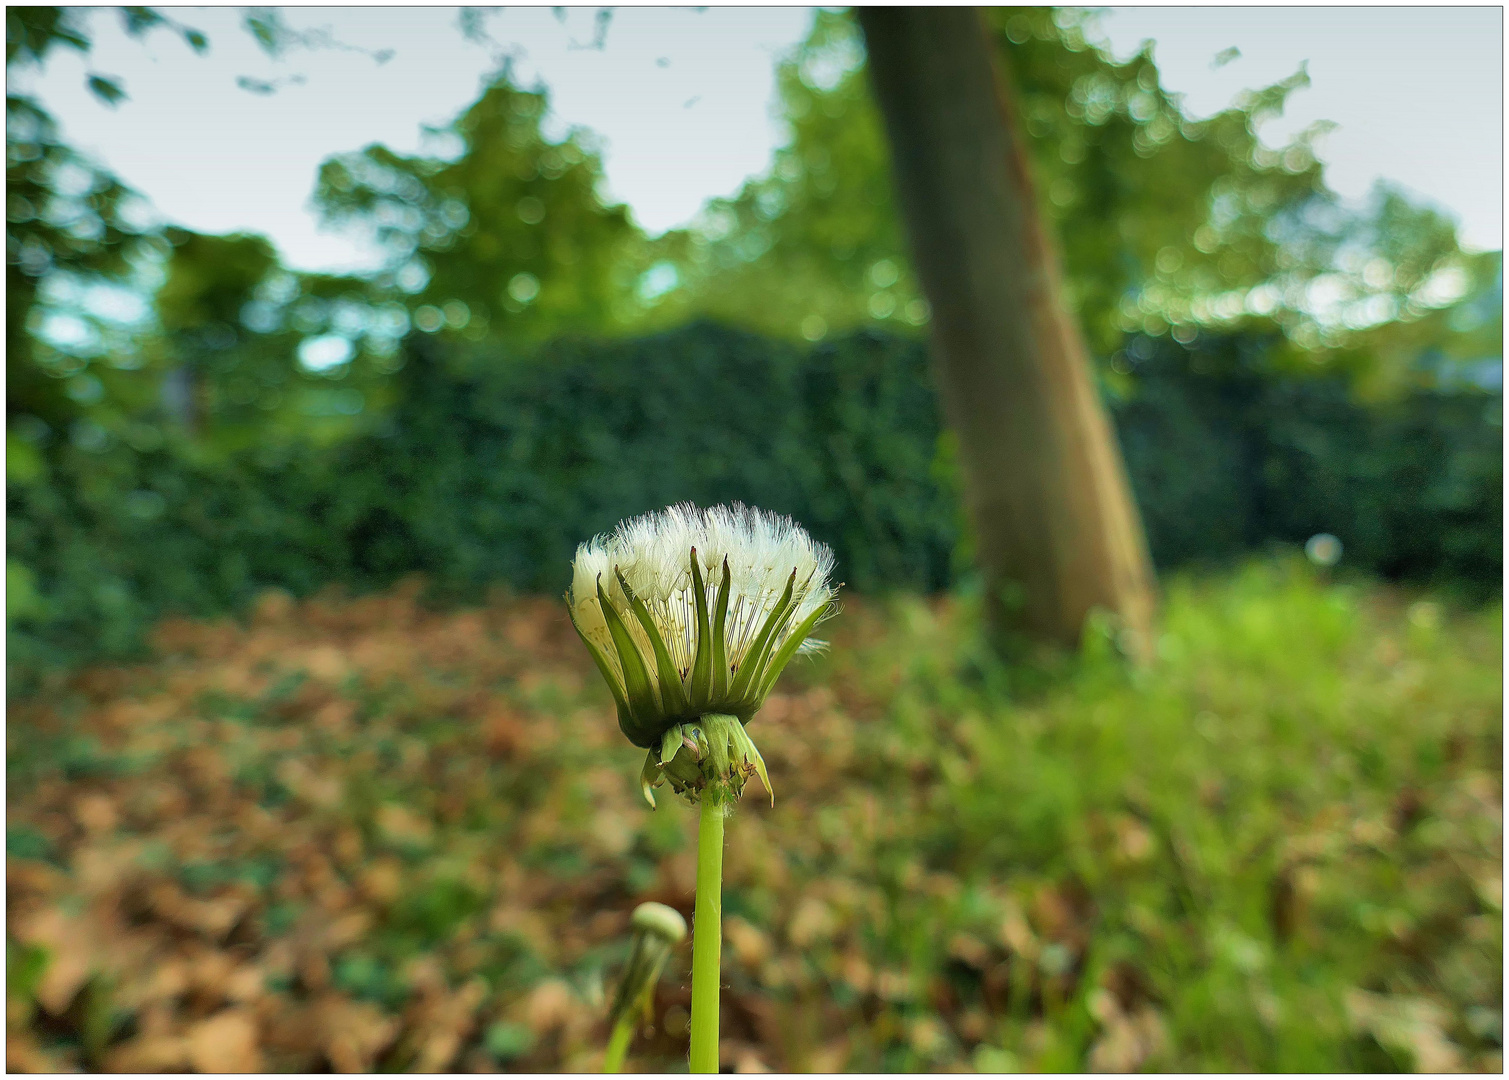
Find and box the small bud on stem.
[603,902,688,1073]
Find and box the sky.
[1096,6,1503,252]
[11,6,1502,275]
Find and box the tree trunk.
[857,6,1157,660]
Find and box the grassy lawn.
[6,558,1501,1072]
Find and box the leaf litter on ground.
[5,560,1502,1072]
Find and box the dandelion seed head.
[566,502,839,752]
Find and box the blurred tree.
[6,7,177,434]
[6,8,435,463]
[656,8,1495,396]
[639,10,909,340]
[128,226,427,457]
[1294,188,1503,399]
[312,78,648,351]
[6,93,150,432]
[152,231,280,436]
[857,6,1156,658]
[9,6,1495,489]
[6,6,212,469]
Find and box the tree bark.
[857,6,1157,660]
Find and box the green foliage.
[834,562,1502,1071]
[1113,331,1503,592]
[642,11,912,341]
[388,877,489,946]
[5,8,90,68]
[318,323,957,604]
[7,7,212,433]
[5,93,162,428]
[7,938,49,1030]
[483,1021,536,1062]
[140,229,406,454]
[1327,198,1505,399]
[7,323,1499,690]
[9,3,1495,462]
[312,80,647,346]
[6,426,348,688]
[6,6,414,460]
[656,8,1494,384]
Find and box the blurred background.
[6,5,1502,1073]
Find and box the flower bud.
[608,902,688,1027]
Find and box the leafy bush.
[1117,332,1503,589]
[7,322,1500,689]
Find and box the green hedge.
[7,322,1500,689]
[1117,331,1502,586]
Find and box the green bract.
[566,503,839,805]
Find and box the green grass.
[797,558,1502,1071]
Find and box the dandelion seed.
[566,502,839,805]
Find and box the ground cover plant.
[5,558,1501,1072]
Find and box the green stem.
[602,1014,633,1074]
[688,795,726,1073]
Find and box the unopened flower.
[566,502,839,805]
[608,902,688,1028]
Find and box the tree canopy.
[312,80,647,348]
[6,4,1500,460]
[655,8,1497,393]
